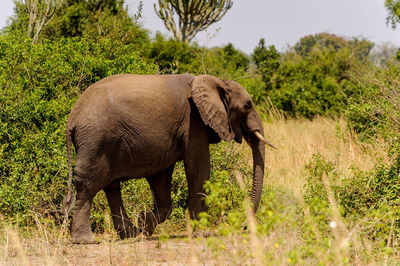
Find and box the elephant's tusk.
[254,131,278,149]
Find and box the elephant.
[62,73,276,244]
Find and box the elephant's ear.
[190,75,234,142]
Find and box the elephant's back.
[68,74,193,127]
[90,73,193,98]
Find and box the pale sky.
[1,0,399,54]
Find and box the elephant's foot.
[71,233,98,244]
[138,211,158,237]
[71,222,97,244]
[192,230,215,238]
[117,225,139,239]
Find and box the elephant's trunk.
[250,132,265,213]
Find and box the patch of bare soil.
[4,234,249,265]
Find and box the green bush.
[145,34,250,79]
[345,63,400,140]
[251,34,374,119]
[336,143,400,244]
[303,149,400,247]
[8,0,149,47]
[0,31,156,224]
[267,47,364,118]
[252,38,280,91]
[145,33,199,74]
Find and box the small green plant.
[304,154,337,232]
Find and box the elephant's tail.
[62,127,75,219]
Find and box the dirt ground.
[2,233,256,266]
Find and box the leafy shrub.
[251,34,374,119]
[294,33,373,60]
[267,47,364,118]
[303,148,400,247]
[336,143,400,244]
[345,63,400,141]
[0,31,156,224]
[252,38,280,91]
[145,33,199,74]
[145,33,250,79]
[219,43,250,72]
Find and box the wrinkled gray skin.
[63,74,268,244]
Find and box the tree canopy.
[9,0,148,45]
[154,0,233,43]
[385,0,400,29]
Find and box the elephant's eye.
[244,101,252,111]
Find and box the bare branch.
[24,0,63,43]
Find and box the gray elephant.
[62,73,275,244]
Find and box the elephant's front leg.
[104,181,138,239]
[183,130,211,219]
[184,151,211,219]
[138,164,175,236]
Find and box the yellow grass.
[263,117,387,195]
[0,117,393,265]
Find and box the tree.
[14,0,63,43]
[154,0,233,43]
[294,33,373,61]
[252,38,280,90]
[145,33,198,73]
[9,0,148,46]
[385,0,400,29]
[294,33,348,57]
[220,43,249,70]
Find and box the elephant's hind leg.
[71,153,110,244]
[138,164,174,236]
[71,177,99,244]
[104,181,138,239]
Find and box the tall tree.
[14,0,63,43]
[9,0,148,46]
[385,0,400,29]
[294,33,373,61]
[252,38,280,90]
[154,0,233,43]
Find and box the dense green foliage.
[345,63,400,140]
[146,31,380,120]
[0,31,156,221]
[145,33,249,79]
[268,48,358,118]
[252,38,280,91]
[304,147,400,247]
[251,33,374,118]
[145,33,199,73]
[9,0,148,46]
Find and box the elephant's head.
[190,75,276,212]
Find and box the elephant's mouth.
[236,121,277,149]
[243,132,251,146]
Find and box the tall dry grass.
[263,117,387,196]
